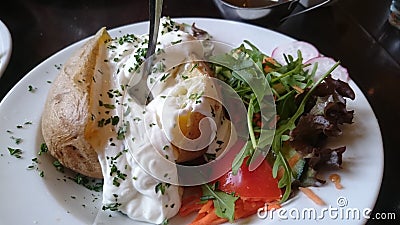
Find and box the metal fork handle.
[280,0,333,22]
[146,0,164,58]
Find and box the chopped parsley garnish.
[8,147,22,158]
[160,73,170,82]
[161,218,169,225]
[155,183,171,195]
[15,121,32,129]
[27,165,35,170]
[117,33,138,45]
[99,100,116,109]
[171,39,182,45]
[117,122,128,140]
[112,177,121,187]
[189,92,203,104]
[54,64,62,70]
[205,153,216,161]
[69,173,103,192]
[152,62,166,73]
[98,115,120,128]
[39,143,48,155]
[28,85,37,92]
[10,136,22,144]
[189,63,199,72]
[102,203,122,211]
[53,160,64,172]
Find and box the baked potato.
[41,28,110,178]
[41,25,226,178]
[168,59,224,163]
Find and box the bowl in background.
[0,20,12,79]
[213,0,299,21]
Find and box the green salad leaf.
[201,183,239,222]
[210,40,340,202]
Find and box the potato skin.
[41,28,110,178]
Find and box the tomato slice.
[216,157,282,201]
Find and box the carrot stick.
[234,199,265,219]
[190,200,227,225]
[263,56,278,73]
[179,188,203,217]
[266,201,281,210]
[299,187,326,205]
[179,195,203,216]
[277,151,301,179]
[198,200,213,214]
[186,198,281,225]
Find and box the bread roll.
[41,28,110,178]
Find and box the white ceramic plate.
[0,18,383,225]
[0,19,12,78]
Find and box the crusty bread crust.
[41,28,110,178]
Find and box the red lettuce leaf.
[287,75,354,186]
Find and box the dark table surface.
[0,0,399,224]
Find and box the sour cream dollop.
[91,17,235,224]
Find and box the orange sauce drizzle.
[329,173,343,189]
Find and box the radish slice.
[305,56,350,82]
[271,41,320,65]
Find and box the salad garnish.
[180,38,355,224]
